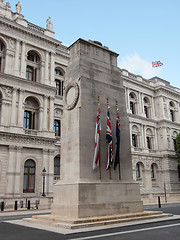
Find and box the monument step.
[24,211,173,229]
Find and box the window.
[26,65,36,81]
[54,156,60,176]
[54,119,60,136]
[132,134,137,147]
[130,101,135,114]
[0,40,5,72]
[173,139,177,151]
[24,97,39,130]
[170,109,174,122]
[146,136,151,149]
[144,106,148,118]
[178,165,180,181]
[55,79,63,96]
[23,159,36,193]
[26,51,40,82]
[151,164,155,179]
[136,163,140,178]
[55,68,63,76]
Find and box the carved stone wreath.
[64,82,79,110]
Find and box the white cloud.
[118,54,162,79]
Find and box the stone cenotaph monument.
[51,38,143,219]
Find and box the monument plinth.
[51,38,143,219]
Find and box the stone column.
[48,149,54,195]
[20,41,26,78]
[49,96,54,131]
[0,100,6,125]
[159,96,165,119]
[17,89,24,127]
[42,149,49,194]
[154,127,158,150]
[11,88,17,126]
[50,52,55,85]
[141,124,145,148]
[38,107,43,131]
[4,50,9,74]
[138,92,142,116]
[43,96,48,130]
[45,51,49,84]
[6,145,16,195]
[14,146,22,195]
[40,61,45,84]
[14,40,20,76]
[126,87,130,113]
[151,96,155,118]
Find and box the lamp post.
[42,167,46,196]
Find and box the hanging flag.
[106,107,113,170]
[114,111,120,170]
[93,105,101,170]
[152,61,163,67]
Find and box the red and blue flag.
[152,61,163,67]
[114,111,120,170]
[106,107,113,170]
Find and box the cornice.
[0,16,62,49]
[0,72,56,96]
[0,131,57,147]
[155,86,180,99]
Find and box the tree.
[176,133,180,164]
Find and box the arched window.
[55,68,64,96]
[54,119,61,136]
[143,97,150,118]
[24,97,40,130]
[146,128,153,149]
[26,51,40,82]
[169,101,175,122]
[136,163,141,178]
[151,164,155,179]
[0,39,5,72]
[23,159,36,193]
[132,125,139,148]
[54,155,60,179]
[129,92,136,115]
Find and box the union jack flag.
[152,61,163,67]
[106,107,113,170]
[93,105,101,170]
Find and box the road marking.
[69,223,180,240]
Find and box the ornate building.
[0,1,179,208]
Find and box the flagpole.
[98,96,101,180]
[116,101,121,180]
[107,98,111,180]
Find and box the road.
[0,203,180,240]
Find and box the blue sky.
[8,0,180,88]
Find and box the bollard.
[14,201,18,211]
[27,200,30,210]
[158,196,161,208]
[1,201,4,211]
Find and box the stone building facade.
[0,2,179,207]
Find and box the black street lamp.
[42,167,46,197]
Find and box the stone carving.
[54,108,63,117]
[64,82,79,110]
[46,17,53,31]
[8,38,15,49]
[15,1,22,14]
[6,2,11,9]
[2,86,12,98]
[0,0,5,6]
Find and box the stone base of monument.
[23,181,172,229]
[24,211,172,229]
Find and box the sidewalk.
[0,209,51,217]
